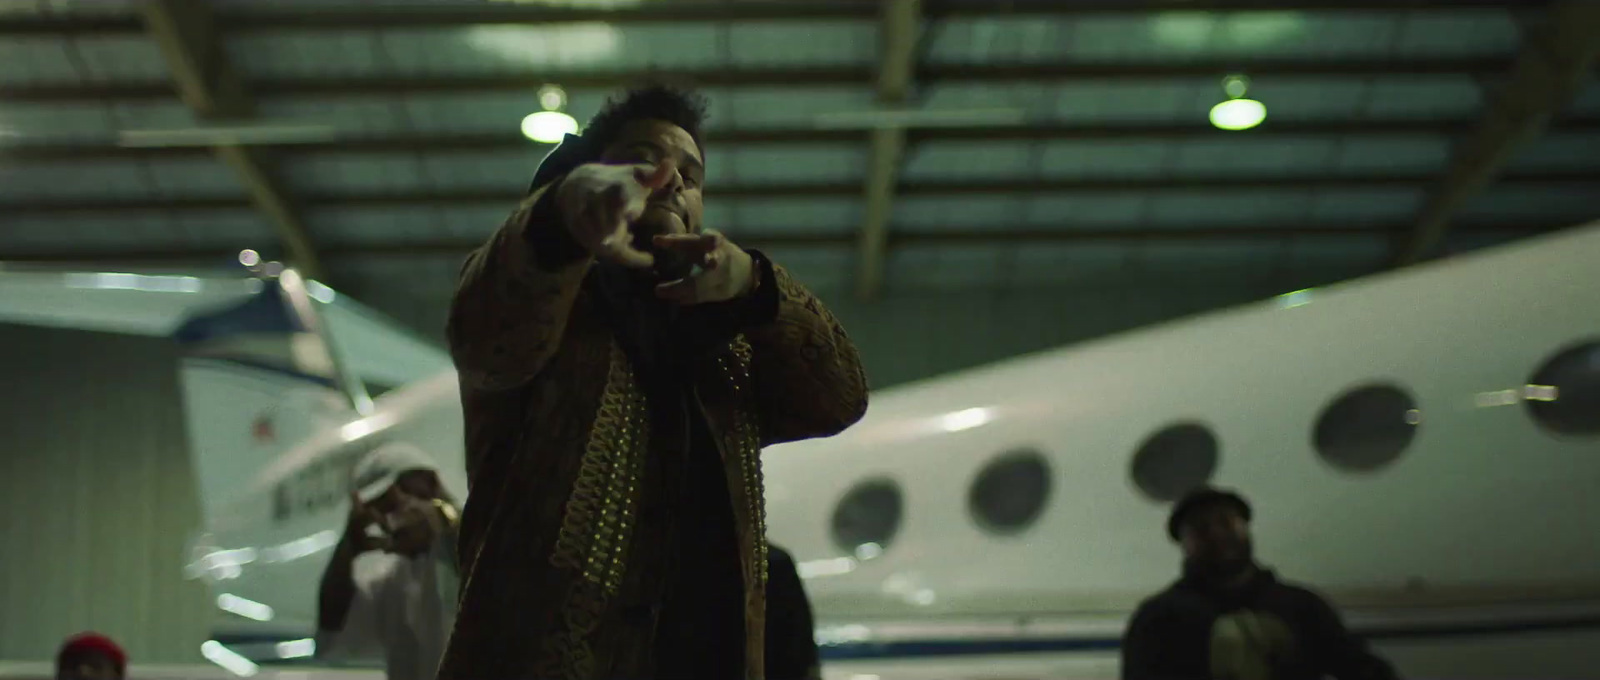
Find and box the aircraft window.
[1526,340,1600,437]
[1130,422,1219,502]
[968,448,1051,535]
[830,478,902,558]
[1313,383,1419,472]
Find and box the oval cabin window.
[1130,422,1219,502]
[1526,340,1600,437]
[1313,383,1419,472]
[830,478,903,558]
[969,448,1052,535]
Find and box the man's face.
[598,118,706,250]
[58,652,120,680]
[367,470,437,514]
[368,470,442,556]
[1179,503,1253,570]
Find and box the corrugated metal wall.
[361,280,1286,391]
[0,324,210,665]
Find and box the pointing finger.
[652,233,720,254]
[635,160,677,191]
[613,246,657,269]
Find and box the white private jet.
[33,222,1600,679]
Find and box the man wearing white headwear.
[315,442,461,680]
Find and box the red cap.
[57,633,127,674]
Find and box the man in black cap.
[1120,487,1400,680]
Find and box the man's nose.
[651,177,683,202]
[660,165,685,192]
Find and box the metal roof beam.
[140,0,323,280]
[10,118,1600,163]
[0,1,1537,36]
[924,0,1543,17]
[3,170,1593,217]
[855,0,921,301]
[0,222,1563,268]
[0,58,1527,103]
[1392,0,1600,266]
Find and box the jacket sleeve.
[742,253,869,446]
[447,180,592,392]
[1121,599,1202,680]
[1305,591,1402,680]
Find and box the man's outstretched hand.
[555,160,676,268]
[651,230,757,305]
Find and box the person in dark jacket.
[1121,487,1400,680]
[765,544,822,680]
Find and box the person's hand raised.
[382,495,446,555]
[555,160,676,269]
[343,492,391,553]
[650,230,757,305]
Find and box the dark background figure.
[55,633,125,680]
[765,544,822,680]
[1121,487,1401,680]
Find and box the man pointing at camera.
[437,84,868,680]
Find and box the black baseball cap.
[1167,487,1252,541]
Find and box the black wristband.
[740,249,781,327]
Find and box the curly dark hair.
[582,82,710,155]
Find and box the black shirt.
[589,253,781,679]
[1121,567,1400,680]
[651,393,746,679]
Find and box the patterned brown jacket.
[435,182,869,680]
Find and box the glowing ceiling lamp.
[521,84,579,143]
[1210,74,1266,131]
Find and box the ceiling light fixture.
[522,84,579,143]
[1210,74,1266,131]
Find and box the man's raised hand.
[343,492,391,553]
[651,230,757,305]
[555,160,676,268]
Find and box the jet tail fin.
[173,282,353,520]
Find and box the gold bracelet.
[432,499,460,529]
